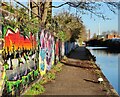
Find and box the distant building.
[97,33,120,40]
[106,34,120,39]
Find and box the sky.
[2,0,119,38]
[52,1,118,38]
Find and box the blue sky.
[52,2,118,38]
[3,0,118,38]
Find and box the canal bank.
[41,46,119,96]
[87,46,119,95]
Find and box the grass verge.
[24,62,64,95]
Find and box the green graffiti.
[3,25,15,38]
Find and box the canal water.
[87,47,119,95]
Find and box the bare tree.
[31,0,118,27]
[52,1,118,19]
[31,0,52,27]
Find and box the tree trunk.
[30,0,39,18]
[41,0,52,27]
[31,0,52,28]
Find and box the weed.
[25,83,45,95]
[25,62,63,95]
[39,77,48,85]
[47,72,56,80]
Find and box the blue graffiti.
[40,49,46,60]
[40,63,45,71]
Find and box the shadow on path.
[41,46,108,95]
[67,46,92,61]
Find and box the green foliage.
[47,72,56,80]
[52,65,62,72]
[41,72,56,82]
[2,25,15,37]
[25,83,45,95]
[57,31,67,42]
[53,11,86,42]
[1,3,40,37]
[39,78,48,85]
[25,62,63,95]
[39,62,63,85]
[52,62,63,72]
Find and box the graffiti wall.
[39,30,55,76]
[0,25,78,96]
[0,26,39,96]
[3,27,37,52]
[38,29,77,76]
[64,41,77,55]
[2,26,77,76]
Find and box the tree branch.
[52,2,69,8]
[52,1,118,19]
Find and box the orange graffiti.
[4,28,36,51]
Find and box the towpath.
[42,46,118,96]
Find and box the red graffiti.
[4,28,36,51]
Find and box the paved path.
[42,46,115,95]
[68,46,91,60]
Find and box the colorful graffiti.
[0,25,39,96]
[38,29,78,76]
[4,27,37,52]
[64,41,77,55]
[55,38,59,63]
[0,24,78,96]
[39,30,55,76]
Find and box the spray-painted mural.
[0,25,39,96]
[0,25,77,96]
[38,29,78,77]
[39,30,55,76]
[4,27,36,52]
[64,41,77,55]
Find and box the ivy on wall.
[1,2,40,38]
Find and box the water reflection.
[87,46,119,95]
[87,47,120,55]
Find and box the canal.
[87,47,119,95]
